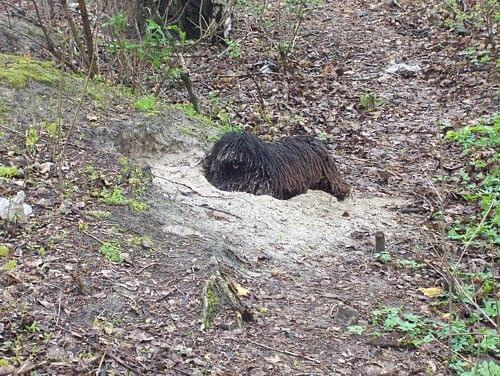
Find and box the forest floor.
[0,0,498,375]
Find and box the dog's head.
[203,132,270,190]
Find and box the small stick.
[152,173,220,198]
[375,231,385,253]
[82,230,105,244]
[247,339,321,364]
[55,285,64,326]
[172,367,191,376]
[0,123,23,136]
[137,262,159,274]
[96,343,109,376]
[178,54,201,113]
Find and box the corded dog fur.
[203,132,351,200]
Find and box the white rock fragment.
[0,191,33,223]
[385,62,421,74]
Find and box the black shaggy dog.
[203,132,351,200]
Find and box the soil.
[0,0,498,375]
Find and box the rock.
[331,302,360,328]
[36,198,49,207]
[0,191,33,223]
[58,200,72,215]
[39,162,53,174]
[141,237,154,249]
[365,363,399,375]
[385,63,421,76]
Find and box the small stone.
[59,200,71,215]
[141,238,154,249]
[331,303,359,328]
[271,268,280,277]
[39,162,53,174]
[36,198,49,207]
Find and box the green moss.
[0,54,60,87]
[134,95,157,113]
[0,358,10,367]
[4,259,17,271]
[0,245,9,257]
[203,284,220,329]
[0,165,20,178]
[84,79,134,109]
[129,199,148,212]
[174,102,214,126]
[99,242,124,263]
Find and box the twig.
[455,199,495,265]
[151,173,222,199]
[55,285,63,326]
[0,123,23,136]
[247,339,321,364]
[82,230,105,244]
[172,367,191,376]
[138,262,159,274]
[96,343,109,376]
[175,285,193,303]
[178,54,201,113]
[189,203,243,220]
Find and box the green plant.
[129,199,148,212]
[360,92,387,112]
[0,245,9,257]
[105,17,189,96]
[25,126,39,153]
[99,242,124,263]
[100,186,128,206]
[347,325,365,335]
[118,157,150,195]
[85,210,112,219]
[4,259,17,271]
[0,165,19,178]
[258,307,269,315]
[374,251,392,264]
[41,121,59,139]
[225,39,241,59]
[24,322,40,333]
[83,163,101,181]
[445,114,499,247]
[134,95,157,113]
[237,0,323,72]
[460,47,491,66]
[0,54,60,87]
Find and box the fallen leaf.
[264,355,281,363]
[233,283,249,297]
[419,287,444,298]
